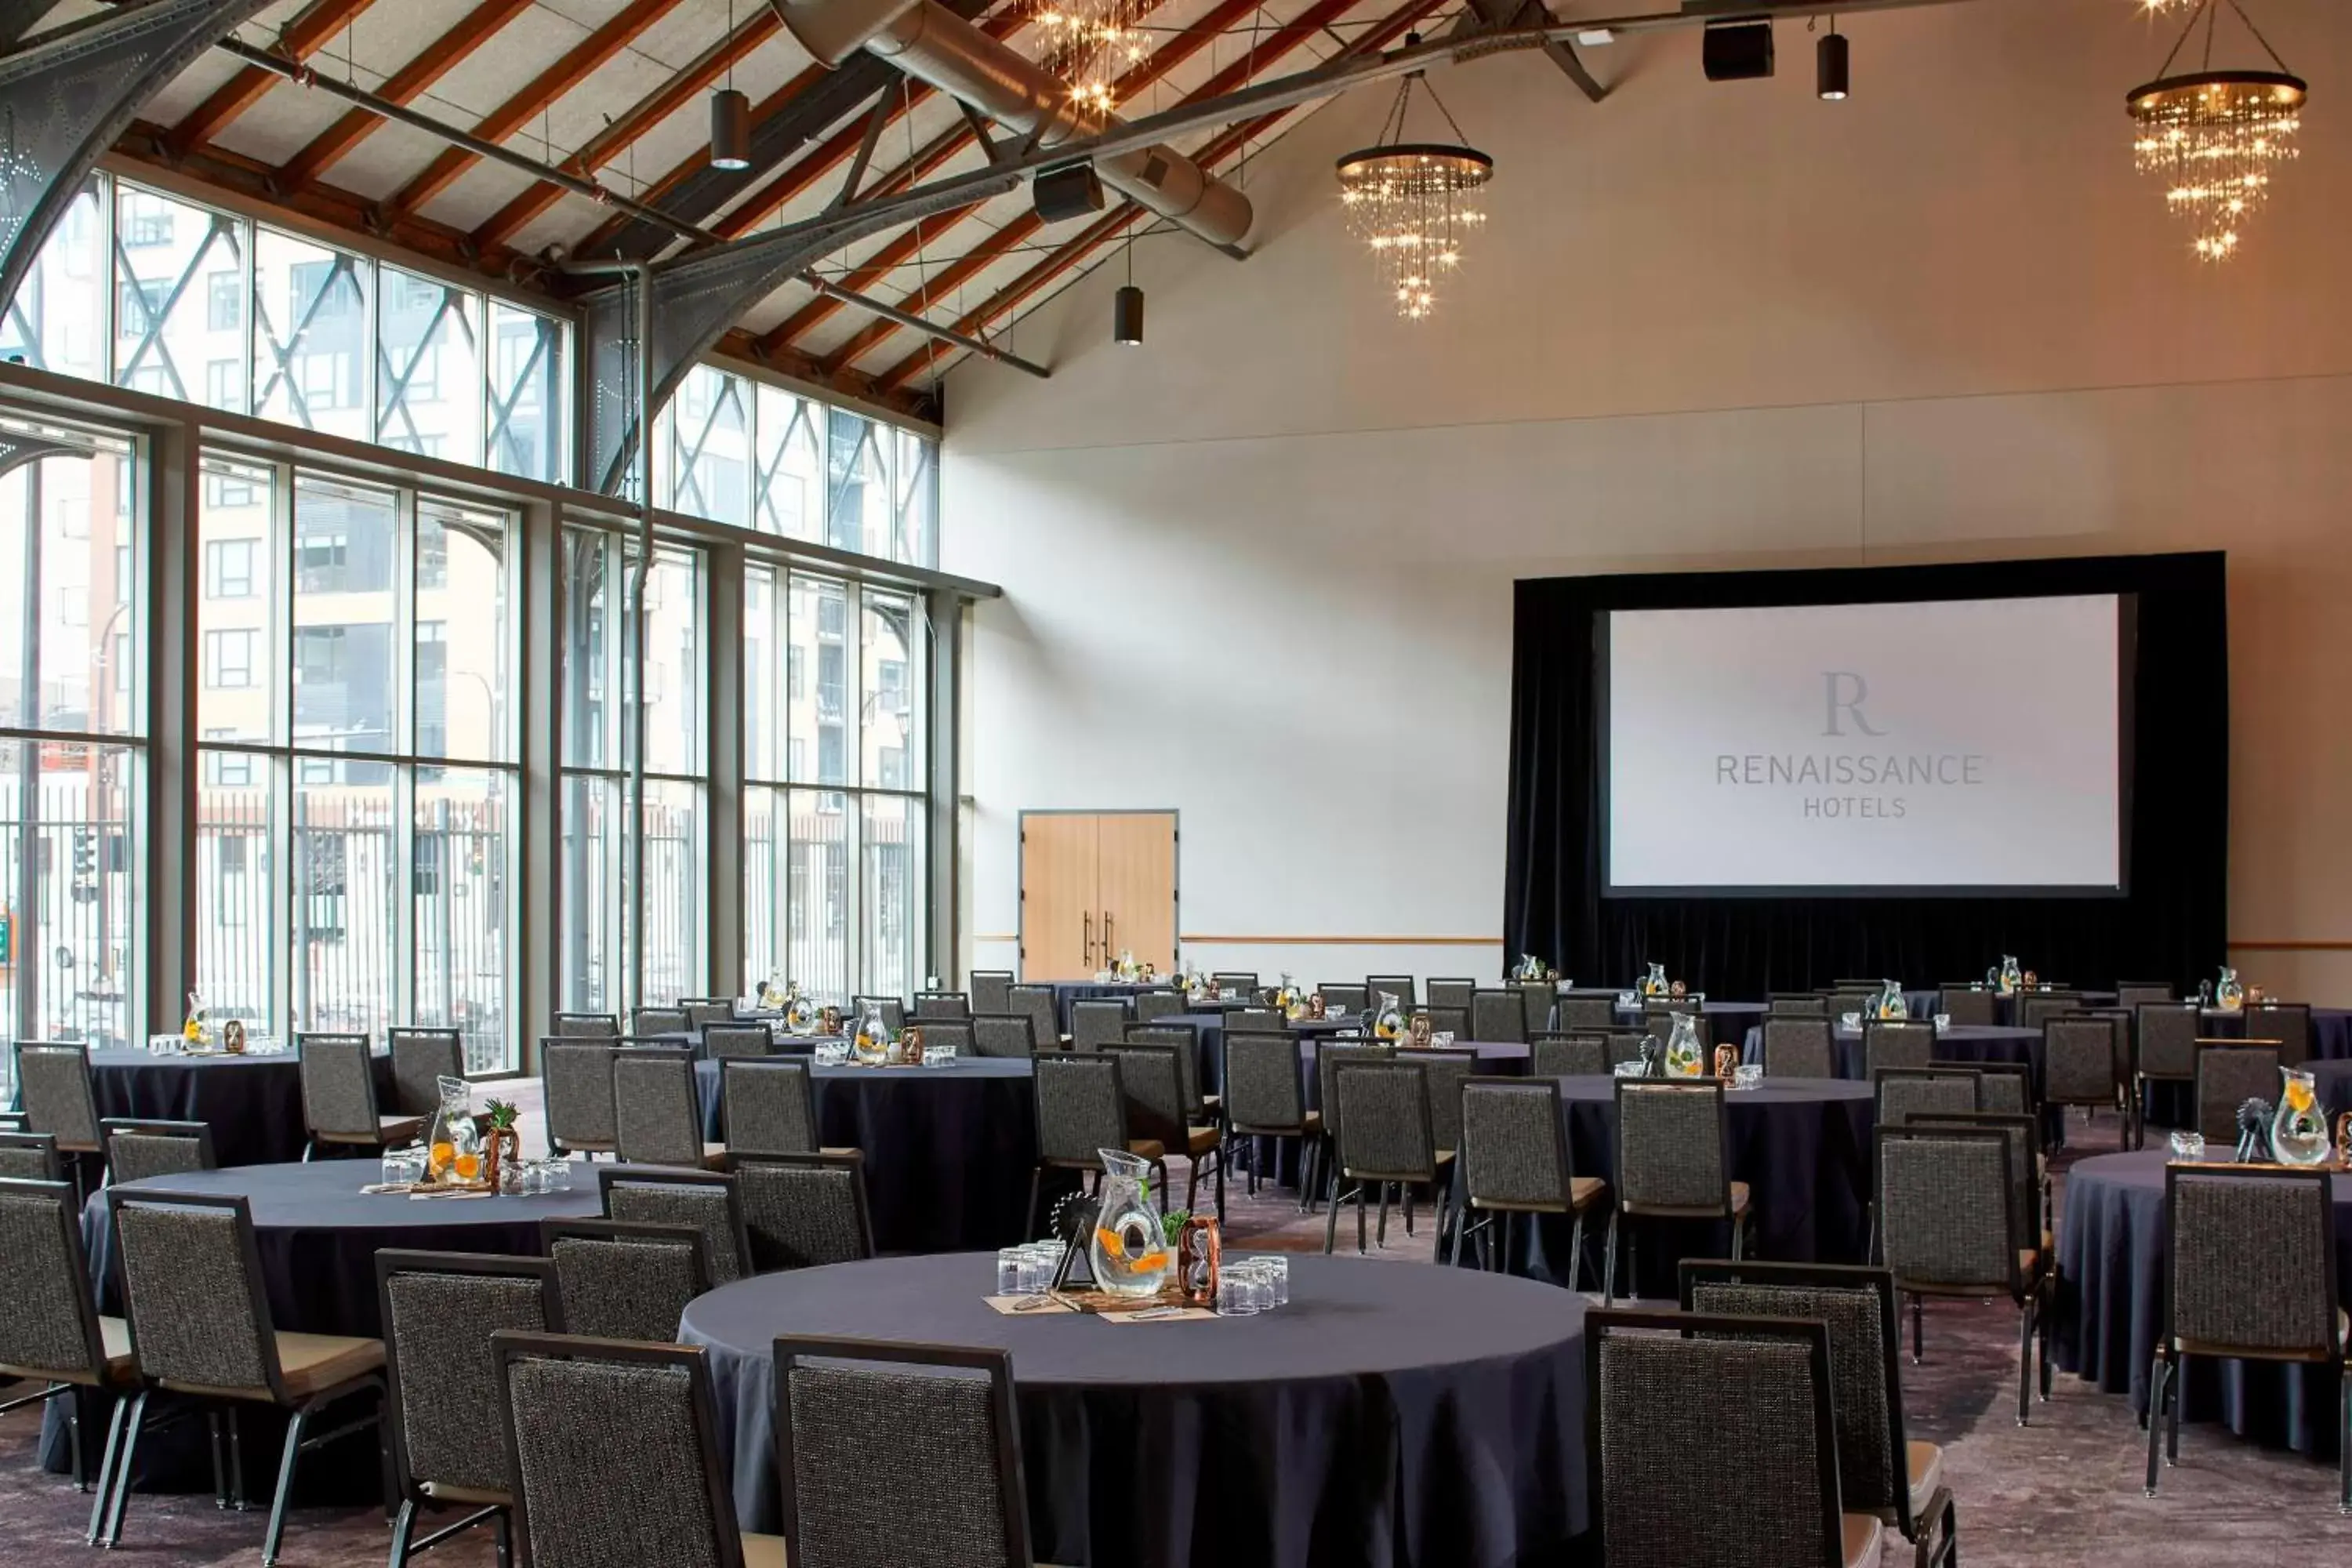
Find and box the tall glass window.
[0,424,143,1095]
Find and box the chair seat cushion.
[1729,1180,1751,1215]
[1907,1440,1944,1516]
[421,1480,509,1506]
[1842,1514,1884,1567]
[380,1115,426,1140]
[100,1315,135,1378]
[1128,1139,1166,1161]
[1185,1127,1221,1157]
[742,1532,788,1568]
[1570,1175,1607,1209]
[276,1330,387,1398]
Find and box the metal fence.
[0,780,143,1100]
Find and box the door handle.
[1102,910,1115,962]
[1083,911,1093,966]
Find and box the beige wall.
[942,0,2352,1000]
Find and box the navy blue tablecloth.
[2317,1058,2352,1120]
[679,1252,1588,1568]
[2197,1007,2352,1061]
[1739,1022,2043,1083]
[695,1056,1036,1253]
[1612,999,1767,1045]
[2055,1149,2352,1455]
[85,1047,394,1167]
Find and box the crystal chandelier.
[1334,60,1492,321]
[2126,0,2307,262]
[1031,0,1149,116]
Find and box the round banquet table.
[678,1252,1588,1568]
[1612,998,1766,1045]
[84,1046,396,1167]
[2197,1006,2352,1061]
[1738,1022,2042,1083]
[49,1160,601,1494]
[1549,1074,1875,1298]
[2055,1149,2352,1455]
[694,1055,1036,1253]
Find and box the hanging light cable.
[710,0,751,170]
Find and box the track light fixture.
[710,0,750,170]
[1817,19,1849,100]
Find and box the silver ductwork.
[773,0,1253,249]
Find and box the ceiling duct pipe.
[770,0,1253,249]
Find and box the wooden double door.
[1020,811,1177,982]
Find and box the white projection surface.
[1606,595,2122,891]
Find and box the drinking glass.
[546,1158,575,1193]
[380,1150,406,1187]
[1933,1013,1953,1033]
[1432,1031,1456,1047]
[998,1247,1027,1296]
[1216,1266,1262,1316]
[2169,1129,2208,1161]
[1733,1063,1762,1091]
[1251,1255,1289,1308]
[1022,1242,1062,1294]
[923,1044,956,1067]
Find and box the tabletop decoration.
[2214,966,2245,1011]
[1513,954,1556,983]
[2270,1069,2328,1165]
[481,1099,521,1192]
[1088,1149,1173,1299]
[2336,1113,2352,1168]
[1875,980,1909,1020]
[852,1000,892,1066]
[222,1018,248,1054]
[1712,1044,1740,1082]
[1639,961,1670,998]
[1990,956,2024,996]
[1178,1214,1222,1306]
[758,971,788,1010]
[1305,993,1329,1021]
[181,988,216,1050]
[817,1004,844,1036]
[1276,974,1305,1016]
[1372,992,1407,1040]
[1407,1011,1434,1048]
[425,1075,486,1188]
[2234,1097,2275,1164]
[1663,1014,1706,1078]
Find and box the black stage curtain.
[1504,553,2227,996]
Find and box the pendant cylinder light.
[711,86,752,169]
[1817,30,1849,100]
[1112,284,1144,345]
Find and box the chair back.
[851,996,907,1033]
[1459,1079,1573,1210]
[1514,980,1556,1034]
[1613,1081,1733,1216]
[1366,974,1417,1007]
[1906,1112,2040,1253]
[1606,1031,1648,1069]
[1972,1061,2036,1118]
[101,1119,216,1183]
[297,1032,383,1142]
[1555,995,1617,1032]
[16,1048,121,1152]
[0,1130,60,1181]
[388,1027,465,1116]
[1120,1025,1205,1120]
[1007,985,1060,1049]
[2136,1000,2202,1080]
[632,1007,690,1037]
[1134,990,1190,1025]
[2114,982,2174,1014]
[723,1059,820,1156]
[1425,978,1476,1011]
[1425,1004,1472,1039]
[1211,971,1260,1000]
[1585,1308,1846,1568]
[1762,1017,1835,1079]
[913,991,971,1021]
[542,1039,620,1152]
[552,1012,620,1038]
[0,1177,111,1384]
[2194,1042,2283,1145]
[2042,1013,2119,1106]
[682,1000,738,1029]
[703,1023,775,1062]
[1828,989,1880,1025]
[1221,1032,1306,1134]
[772,1338,1034,1568]
[494,1334,750,1568]
[1330,1061,1436,1183]
[1225,1007,1283,1033]
[1031,1054,1128,1166]
[1315,1042,1392,1149]
[733,1152,877,1272]
[1768,993,1828,1018]
[2016,993,2082,1033]
[1872,1066,1980,1128]
[2246,1002,2313,1069]
[1531,1032,1608,1078]
[1874,1127,2019,1292]
[2164,1163,2342,1360]
[1678,1262,1911,1530]
[612,1047,705,1167]
[109,1190,282,1397]
[1398,1048,1475,1152]
[539,1219,706,1343]
[971,1014,1037,1059]
[1320,983,1371,1015]
[969,971,1014,1015]
[1936,987,1999,1026]
[379,1250,561,1501]
[1099,1043,1190,1152]
[1470,989,1527,1044]
[1861,1020,1933,1076]
[1069,1000,1131,1052]
[599,1167,750,1286]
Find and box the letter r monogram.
[1823,671,1885,737]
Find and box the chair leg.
[1730,1210,1746,1262]
[1449,1203,1468,1266]
[1602,1210,1620,1306]
[1374,1182,1391,1248]
[1024,1167,1044,1242]
[2143,1353,2169,1496]
[302,1140,315,1162]
[1214,1145,1226,1226]
[1911,1292,1926,1364]
[64,1386,85,1492]
[387,1500,417,1568]
[85,1394,128,1545]
[1358,1183,1371,1254]
[100,1388,149,1547]
[1323,1179,1343,1254]
[495,1507,514,1568]
[2165,1350,2183,1465]
[2016,1300,2034,1427]
[1566,1210,1587,1294]
[228,1406,246,1509]
[2338,1363,2350,1515]
[208,1410,228,1508]
[262,1405,311,1568]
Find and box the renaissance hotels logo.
[1711,672,1988,820]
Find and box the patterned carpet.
[5,1112,2348,1566]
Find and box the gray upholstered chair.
[2147,1163,2348,1505]
[2042,1012,2125,1141]
[1426,978,1476,1011]
[1555,995,1618,1032]
[1069,999,1131,1052]
[704,1022,777,1061]
[1605,1031,1649,1069]
[1323,1059,1450,1258]
[1470,989,1527,1044]
[2194,1042,2281,1147]
[541,1038,621,1156]
[721,1059,820,1157]
[100,1119,216,1185]
[1221,1030,1319,1206]
[771,1338,1044,1568]
[1679,1261,1955,1566]
[1399,1047,1475,1156]
[918,1019,976,1058]
[731,1152,877,1272]
[1225,1007,1283,1033]
[1424,1004,1472,1040]
[1122,1022,1212,1117]
[1134,989,1189,1025]
[913,990,971,1021]
[1605,1080,1749,1305]
[1973,1062,2036,1120]
[631,1007,691,1037]
[1007,985,1062,1049]
[1530,1031,1609,1078]
[1907,1111,2047,1267]
[491,1334,786,1568]
[1769,993,1830,1018]
[13,1044,102,1193]
[0,1177,138,1533]
[376,1249,562,1566]
[2016,993,2084,1034]
[1211,971,1260,1000]
[851,995,907,1033]
[2246,1001,2314,1069]
[612,1047,720,1168]
[1873,1126,2051,1423]
[539,1219,707,1343]
[551,1011,620,1038]
[387,1028,466,1117]
[970,971,1015,1015]
[1313,1041,1392,1207]
[2134,1000,2202,1137]
[1828,989,1882,1026]
[1764,1017,1837,1079]
[1027,1053,1159,1238]
[1514,979,1556,1035]
[1367,974,1417,1007]
[681,999,739,1029]
[972,1014,1038,1058]
[298,1033,420,1160]
[102,1190,388,1561]
[599,1166,751,1287]
[1872,1066,1982,1129]
[1585,1308,1879,1567]
[1320,982,1371,1015]
[1101,1041,1224,1222]
[1454,1078,1606,1284]
[1936,986,1999,1026]
[0,1129,62,1181]
[1862,1020,1934,1077]
[2114,982,2174,1014]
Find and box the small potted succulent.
[481,1099,521,1192]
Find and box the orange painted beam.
[275,0,538,191]
[167,0,380,157]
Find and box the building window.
[204,628,257,688]
[205,537,255,598]
[208,270,240,332]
